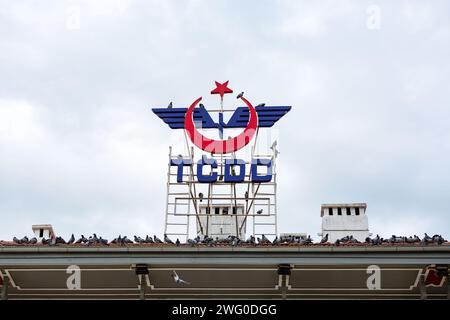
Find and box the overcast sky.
[1,0,449,241]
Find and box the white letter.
[366,265,381,290]
[66,265,81,290]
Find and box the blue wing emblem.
[152,105,291,129]
[152,104,217,129]
[226,106,291,128]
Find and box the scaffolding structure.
[163,123,279,241]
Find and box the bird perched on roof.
[13,236,21,244]
[236,92,244,99]
[256,103,266,107]
[168,101,173,109]
[55,236,66,245]
[145,235,154,243]
[154,235,163,244]
[172,271,190,285]
[20,236,29,244]
[67,234,75,245]
[187,238,197,247]
[29,237,37,244]
[164,234,174,244]
[76,235,88,244]
[134,235,145,244]
[98,237,108,245]
[272,236,280,246]
[175,238,180,246]
[320,234,329,244]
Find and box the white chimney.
[318,203,370,242]
[32,224,55,242]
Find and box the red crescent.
[184,96,258,154]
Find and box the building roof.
[1,244,449,299]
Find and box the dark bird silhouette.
[13,236,21,244]
[164,234,174,244]
[168,102,173,109]
[98,237,108,245]
[68,234,75,244]
[145,235,154,243]
[176,238,180,246]
[236,92,244,99]
[256,209,263,215]
[198,192,204,202]
[187,238,197,247]
[29,237,37,244]
[134,235,145,244]
[320,233,329,244]
[154,235,163,244]
[272,236,280,246]
[256,103,265,107]
[20,236,29,244]
[76,235,88,244]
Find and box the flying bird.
[236,92,244,99]
[256,209,263,215]
[172,271,190,285]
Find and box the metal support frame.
[135,264,149,300]
[278,264,291,300]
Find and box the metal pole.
[1,275,8,300]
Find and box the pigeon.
[175,238,180,246]
[98,237,108,245]
[236,92,244,99]
[256,209,263,215]
[68,234,75,244]
[154,235,163,244]
[172,271,190,285]
[187,238,197,247]
[261,234,270,244]
[55,236,66,244]
[231,237,240,247]
[270,140,280,158]
[13,236,21,244]
[134,235,145,244]
[20,236,29,244]
[168,102,173,109]
[29,237,37,244]
[198,192,204,202]
[272,236,280,246]
[145,235,154,243]
[256,103,266,107]
[76,235,88,244]
[320,234,329,244]
[122,236,133,244]
[164,234,174,244]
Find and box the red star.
[210,81,233,98]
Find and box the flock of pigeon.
[8,232,447,247]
